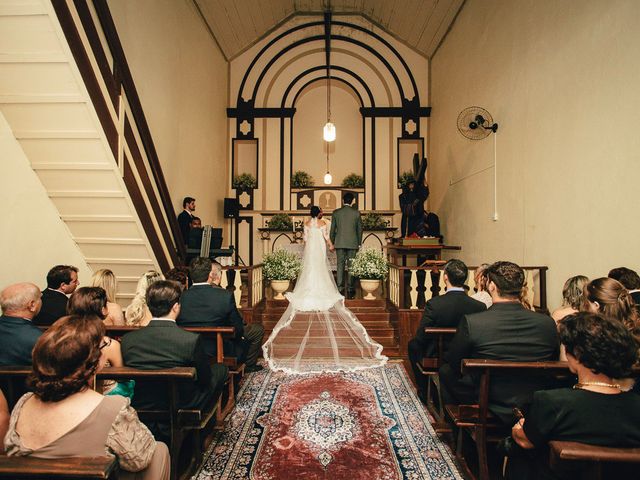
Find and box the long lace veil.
[262,217,388,374]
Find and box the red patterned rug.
[197,362,463,479]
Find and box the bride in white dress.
[262,206,388,374]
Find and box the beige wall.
[430,0,640,309]
[108,0,229,229]
[0,112,92,291]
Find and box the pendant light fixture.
[322,10,335,142]
[323,143,332,184]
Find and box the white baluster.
[438,269,446,295]
[409,269,418,309]
[234,269,242,306]
[526,269,535,308]
[469,269,477,293]
[424,268,432,301]
[220,269,229,289]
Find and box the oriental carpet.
[195,362,463,480]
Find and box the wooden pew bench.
[0,456,118,479]
[416,327,457,425]
[104,325,242,425]
[549,441,640,480]
[445,359,571,480]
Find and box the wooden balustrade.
[387,264,549,311]
[219,264,264,308]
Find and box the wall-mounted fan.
[457,107,498,140]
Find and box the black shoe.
[245,365,264,373]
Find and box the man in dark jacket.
[121,280,228,442]
[0,283,43,366]
[178,257,264,371]
[407,259,486,399]
[33,265,78,326]
[439,261,559,424]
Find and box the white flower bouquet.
[262,249,302,281]
[349,248,389,280]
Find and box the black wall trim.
[361,106,431,117]
[291,76,364,108]
[227,107,296,118]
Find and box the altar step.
[255,298,401,357]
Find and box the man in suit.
[407,259,486,399]
[329,192,362,298]
[178,257,265,372]
[0,283,43,366]
[121,280,228,442]
[439,261,559,424]
[608,267,640,304]
[177,196,196,245]
[33,265,78,326]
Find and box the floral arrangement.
[266,214,293,230]
[341,173,364,188]
[262,249,302,280]
[232,173,257,190]
[349,248,389,280]
[361,213,387,230]
[291,170,314,188]
[398,171,416,189]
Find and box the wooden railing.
[219,264,264,308]
[51,0,186,270]
[388,264,549,311]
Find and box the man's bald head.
[0,283,42,319]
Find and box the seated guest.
[165,266,190,291]
[471,263,492,308]
[407,259,486,398]
[4,316,169,479]
[439,261,559,424]
[0,389,8,452]
[178,257,265,372]
[552,275,590,323]
[125,270,164,326]
[0,282,43,365]
[581,277,640,339]
[508,313,640,480]
[67,287,123,370]
[121,281,228,442]
[608,266,640,304]
[90,269,125,325]
[33,265,79,326]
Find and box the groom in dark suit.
[178,257,265,371]
[330,192,362,299]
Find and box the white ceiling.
[194,0,465,60]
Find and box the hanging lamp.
[322,10,335,142]
[323,143,332,184]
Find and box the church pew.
[104,325,241,426]
[445,359,572,480]
[549,441,640,480]
[0,456,118,479]
[416,327,457,425]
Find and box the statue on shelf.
[399,154,429,237]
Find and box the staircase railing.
[51,0,186,271]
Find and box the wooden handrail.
[549,441,640,463]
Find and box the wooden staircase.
[255,298,401,358]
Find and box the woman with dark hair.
[4,316,169,479]
[507,313,640,479]
[67,287,123,370]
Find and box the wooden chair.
[445,359,571,480]
[0,456,118,479]
[415,327,457,425]
[549,441,640,480]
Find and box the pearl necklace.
[573,381,621,390]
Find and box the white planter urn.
[360,279,380,300]
[270,280,290,300]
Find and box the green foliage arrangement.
[262,249,302,280]
[361,213,388,230]
[341,173,365,188]
[291,170,315,188]
[349,248,389,280]
[266,213,293,231]
[398,171,416,189]
[232,173,257,190]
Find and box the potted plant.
[262,249,302,300]
[291,170,315,188]
[232,173,257,191]
[341,173,364,188]
[266,213,293,231]
[361,212,387,230]
[349,248,389,300]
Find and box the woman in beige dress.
[90,269,125,326]
[4,315,169,479]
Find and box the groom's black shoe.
[347,291,356,300]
